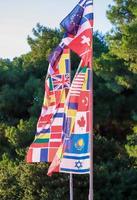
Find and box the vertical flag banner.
[26,47,70,162]
[60,65,92,174]
[48,0,93,175]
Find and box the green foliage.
[125,125,137,162]
[94,164,137,200]
[5,119,36,160]
[0,59,45,122]
[93,31,108,58]
[107,0,137,67]
[93,1,137,140]
[0,160,20,200]
[27,23,62,61]
[0,123,12,158]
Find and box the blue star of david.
[75,161,83,169]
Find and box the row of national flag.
[26,0,93,175]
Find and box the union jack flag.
[52,74,70,90]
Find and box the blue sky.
[0,0,113,59]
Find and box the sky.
[0,0,113,59]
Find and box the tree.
[27,23,63,61]
[93,0,137,144]
[107,0,137,66]
[106,0,137,105]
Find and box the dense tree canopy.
[0,1,137,199]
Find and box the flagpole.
[88,44,94,200]
[89,61,94,200]
[89,0,94,199]
[70,173,73,200]
[69,50,73,200]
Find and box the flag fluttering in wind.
[62,0,93,60]
[48,0,93,176]
[26,0,93,176]
[26,47,70,162]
